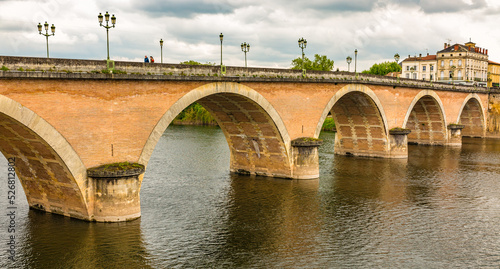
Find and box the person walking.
[150,56,154,63]
[144,55,149,63]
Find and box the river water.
[1,125,500,268]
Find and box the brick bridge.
[1,56,499,222]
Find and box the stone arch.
[0,95,89,220]
[139,82,292,178]
[316,84,390,157]
[457,94,486,137]
[403,90,447,145]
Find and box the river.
[1,125,500,268]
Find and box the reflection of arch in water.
[457,93,486,137]
[140,82,292,178]
[316,84,389,158]
[403,91,447,145]
[0,95,89,220]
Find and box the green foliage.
[174,102,217,125]
[1,66,9,71]
[291,54,334,71]
[362,61,401,76]
[180,60,216,66]
[321,117,336,132]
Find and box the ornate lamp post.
[354,49,358,73]
[98,11,116,60]
[241,42,250,67]
[37,21,55,58]
[346,56,352,72]
[394,53,400,64]
[298,37,307,69]
[219,33,224,66]
[160,39,164,64]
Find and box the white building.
[401,54,437,81]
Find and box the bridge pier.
[291,137,323,179]
[447,124,465,147]
[389,128,411,158]
[87,163,145,222]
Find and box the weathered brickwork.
[0,56,496,221]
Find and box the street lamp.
[298,37,307,69]
[160,39,164,64]
[241,42,250,67]
[394,53,400,63]
[37,21,55,58]
[354,49,358,73]
[346,56,352,72]
[98,11,116,60]
[219,33,224,66]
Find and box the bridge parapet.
[0,55,491,93]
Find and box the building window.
[406,66,409,71]
[406,73,409,78]
[458,59,462,66]
[413,73,417,79]
[423,74,426,80]
[430,65,434,71]
[441,71,444,79]
[458,70,462,79]
[450,60,453,66]
[423,66,426,71]
[441,61,444,67]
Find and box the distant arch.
[316,84,390,157]
[0,95,89,219]
[457,93,486,137]
[139,82,292,178]
[403,90,447,145]
[315,84,389,138]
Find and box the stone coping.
[0,55,494,94]
[291,137,323,147]
[389,128,412,135]
[448,124,465,130]
[87,163,145,178]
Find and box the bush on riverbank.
[173,103,218,126]
[321,117,336,132]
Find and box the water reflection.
[17,211,152,269]
[0,127,500,268]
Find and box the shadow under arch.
[457,93,486,137]
[403,90,447,145]
[315,84,390,157]
[0,95,89,219]
[139,82,293,178]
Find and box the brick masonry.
[0,56,497,221]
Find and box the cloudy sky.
[1,0,499,71]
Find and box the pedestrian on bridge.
[144,55,149,63]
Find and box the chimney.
[419,53,422,58]
[427,53,429,56]
[454,44,458,51]
[486,49,488,55]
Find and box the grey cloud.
[131,0,236,18]
[396,0,488,13]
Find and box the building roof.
[488,60,500,65]
[402,54,436,62]
[437,43,488,55]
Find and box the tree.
[291,54,334,71]
[362,61,401,76]
[180,60,215,66]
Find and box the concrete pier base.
[447,124,465,147]
[88,163,145,222]
[291,137,323,179]
[389,128,411,158]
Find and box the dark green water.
[1,125,500,268]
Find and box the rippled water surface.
[1,125,500,268]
